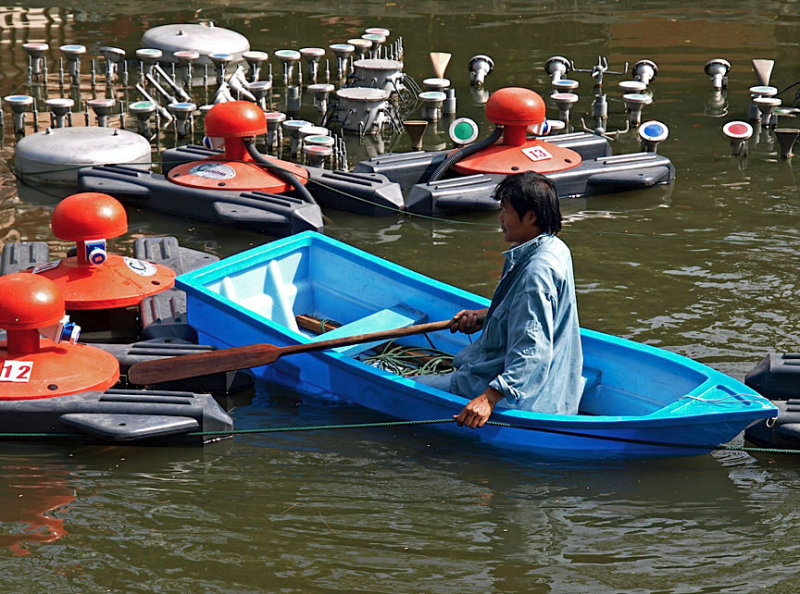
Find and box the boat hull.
[177,231,777,459]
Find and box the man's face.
[498,199,538,245]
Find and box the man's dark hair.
[494,171,562,235]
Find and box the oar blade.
[127,344,282,385]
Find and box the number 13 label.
[521,145,553,162]
[0,361,33,382]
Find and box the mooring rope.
[185,419,800,456]
[0,418,797,455]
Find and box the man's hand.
[450,308,489,334]
[454,387,504,428]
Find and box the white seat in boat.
[308,304,428,357]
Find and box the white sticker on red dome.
[189,162,236,180]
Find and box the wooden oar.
[126,319,453,385]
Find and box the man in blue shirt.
[417,171,583,428]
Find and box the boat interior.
[192,236,738,419]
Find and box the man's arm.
[454,387,504,428]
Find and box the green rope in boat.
[363,342,455,376]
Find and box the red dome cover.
[204,101,267,137]
[0,274,64,330]
[485,87,546,126]
[51,193,127,241]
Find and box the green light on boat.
[454,122,473,139]
[449,117,479,145]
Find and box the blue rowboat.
[176,231,777,459]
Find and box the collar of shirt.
[503,233,552,267]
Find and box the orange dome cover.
[485,87,546,127]
[204,101,267,137]
[51,192,127,241]
[0,273,64,330]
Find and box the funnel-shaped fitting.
[348,38,372,61]
[330,43,355,78]
[304,134,335,149]
[553,79,579,93]
[622,92,653,126]
[753,96,781,127]
[264,111,287,151]
[174,50,199,65]
[174,50,199,87]
[329,43,355,61]
[45,97,74,128]
[275,49,301,83]
[619,80,646,94]
[87,98,117,127]
[775,128,799,159]
[749,85,777,98]
[303,144,333,167]
[242,50,269,82]
[298,124,330,142]
[308,82,335,113]
[282,118,312,155]
[135,47,162,79]
[22,42,49,76]
[748,85,778,122]
[99,46,126,84]
[247,80,273,110]
[419,91,446,121]
[60,44,86,84]
[128,100,157,137]
[361,33,385,57]
[752,59,775,87]
[3,94,34,135]
[403,119,428,150]
[209,52,234,85]
[300,47,325,84]
[430,52,452,79]
[365,27,391,38]
[167,102,197,137]
[550,92,579,124]
[423,77,450,92]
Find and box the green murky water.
[0,2,799,591]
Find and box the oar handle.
[127,319,453,385]
[281,319,453,356]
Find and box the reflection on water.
[0,397,795,590]
[0,463,74,556]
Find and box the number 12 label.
[0,361,33,382]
